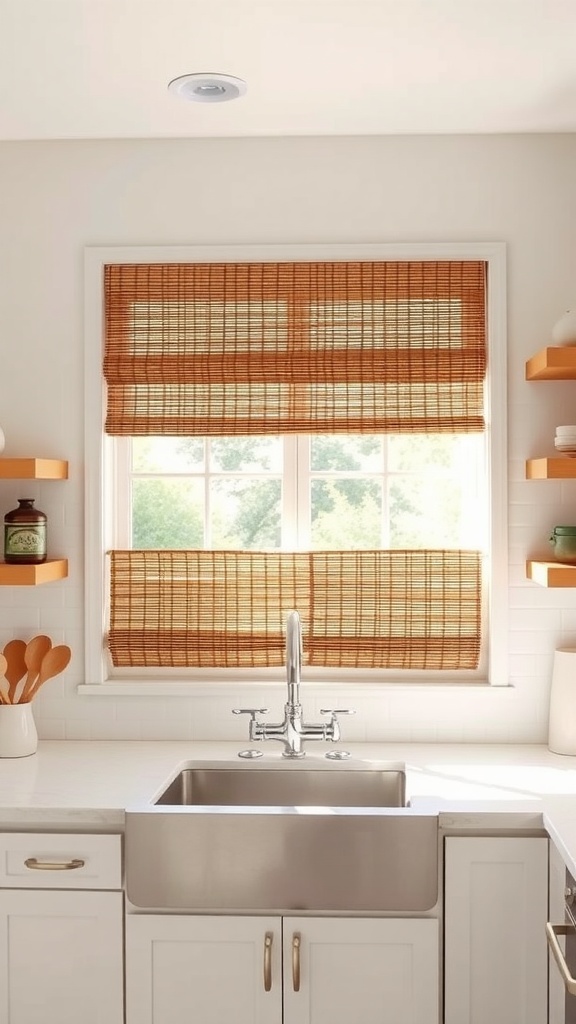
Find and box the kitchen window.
[83,243,507,690]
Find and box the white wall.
[0,132,575,744]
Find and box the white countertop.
[2,740,576,870]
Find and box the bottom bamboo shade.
[108,549,482,672]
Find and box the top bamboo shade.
[104,260,487,437]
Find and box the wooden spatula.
[0,653,9,704]
[18,635,52,703]
[2,639,27,704]
[27,645,72,701]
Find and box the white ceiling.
[1,0,576,141]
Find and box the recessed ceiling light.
[168,73,247,104]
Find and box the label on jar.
[4,523,47,557]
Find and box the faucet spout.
[232,608,355,757]
[285,609,302,707]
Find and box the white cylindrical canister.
[548,648,576,754]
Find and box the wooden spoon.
[18,635,52,703]
[0,653,10,704]
[27,645,71,701]
[2,638,27,704]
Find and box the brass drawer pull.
[292,932,301,992]
[263,931,273,992]
[24,857,85,871]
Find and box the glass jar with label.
[4,499,47,564]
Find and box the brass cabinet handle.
[263,931,273,992]
[24,857,85,871]
[292,932,301,992]
[546,922,576,995]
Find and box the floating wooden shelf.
[0,559,68,586]
[525,350,576,584]
[0,459,69,585]
[525,347,576,381]
[526,560,576,587]
[0,458,68,480]
[526,457,576,479]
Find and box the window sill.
[77,679,503,698]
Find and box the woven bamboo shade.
[104,261,486,437]
[109,550,482,672]
[104,258,487,676]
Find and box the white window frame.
[81,241,507,694]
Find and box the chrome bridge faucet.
[233,609,354,758]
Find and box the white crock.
[0,703,38,757]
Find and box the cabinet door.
[0,889,123,1024]
[283,916,439,1024]
[126,913,281,1024]
[444,836,548,1024]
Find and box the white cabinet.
[282,916,438,1024]
[0,833,123,1024]
[444,836,548,1024]
[127,915,281,1024]
[126,913,439,1024]
[0,889,123,1024]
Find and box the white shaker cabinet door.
[283,916,439,1024]
[126,913,281,1024]
[444,836,548,1024]
[0,889,123,1024]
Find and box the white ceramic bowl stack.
[555,425,576,456]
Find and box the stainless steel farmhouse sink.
[154,765,407,808]
[125,762,439,914]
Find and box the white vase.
[552,309,576,346]
[0,703,38,757]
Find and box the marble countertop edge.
[0,740,574,844]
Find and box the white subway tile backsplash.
[156,718,198,741]
[190,700,249,740]
[1,133,576,745]
[506,630,557,655]
[93,718,142,740]
[508,607,562,631]
[37,718,67,740]
[114,699,169,723]
[64,719,93,740]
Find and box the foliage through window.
[125,434,483,552]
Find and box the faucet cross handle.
[320,708,356,717]
[232,707,270,743]
[232,708,270,716]
[320,708,356,743]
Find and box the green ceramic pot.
[550,525,576,564]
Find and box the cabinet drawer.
[0,833,122,889]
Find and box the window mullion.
[115,437,133,547]
[282,435,299,549]
[205,438,212,548]
[296,434,311,550]
[381,436,391,548]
